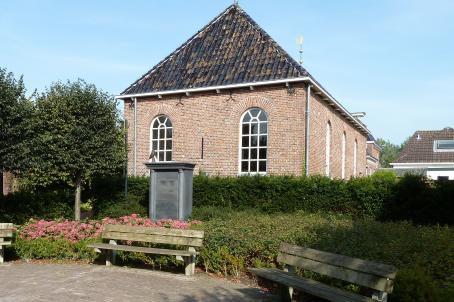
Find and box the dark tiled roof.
[395,127,454,163]
[121,4,312,95]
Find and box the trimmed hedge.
[88,172,453,225]
[3,173,453,225]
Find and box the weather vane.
[296,36,304,65]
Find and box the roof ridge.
[121,4,237,95]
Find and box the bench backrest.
[0,223,13,238]
[277,243,397,293]
[102,224,204,247]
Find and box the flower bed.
[19,214,202,242]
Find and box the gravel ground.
[0,262,276,302]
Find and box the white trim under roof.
[116,77,371,135]
[391,162,454,168]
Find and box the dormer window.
[434,140,454,152]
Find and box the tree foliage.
[26,79,125,219]
[0,68,33,173]
[376,138,403,168]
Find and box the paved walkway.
[0,263,275,301]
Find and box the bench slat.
[0,241,11,246]
[249,268,375,302]
[104,225,204,239]
[277,253,393,293]
[0,223,13,229]
[87,243,195,257]
[103,231,203,247]
[0,230,13,237]
[280,243,396,279]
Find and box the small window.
[150,115,173,162]
[437,176,449,181]
[240,108,268,174]
[434,140,454,152]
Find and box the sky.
[1,0,453,144]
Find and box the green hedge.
[3,172,453,225]
[0,190,74,224]
[89,172,452,224]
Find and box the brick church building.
[118,4,379,178]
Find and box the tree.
[376,138,403,168]
[0,68,33,174]
[28,80,125,220]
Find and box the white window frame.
[353,139,358,177]
[341,132,346,179]
[325,122,331,176]
[150,115,173,162]
[433,140,454,152]
[238,108,268,175]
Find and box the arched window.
[150,115,172,162]
[341,132,346,179]
[353,139,358,177]
[240,108,268,174]
[325,122,331,176]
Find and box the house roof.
[121,4,313,96]
[394,127,454,163]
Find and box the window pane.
[242,149,249,160]
[152,129,158,139]
[251,148,258,159]
[166,151,172,161]
[259,123,267,134]
[242,136,249,147]
[159,129,165,138]
[241,161,248,172]
[259,135,267,147]
[259,161,266,172]
[251,123,258,134]
[152,140,158,151]
[250,161,258,172]
[437,140,454,149]
[243,113,251,123]
[158,151,165,161]
[242,124,249,135]
[166,140,172,150]
[259,148,267,159]
[165,119,172,127]
[251,136,258,147]
[250,108,260,117]
[258,111,267,121]
[159,116,166,123]
[166,128,172,139]
[153,120,160,128]
[159,140,165,150]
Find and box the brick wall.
[124,83,369,178]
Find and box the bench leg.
[372,291,388,302]
[184,247,196,276]
[106,240,117,266]
[0,246,3,264]
[279,265,295,302]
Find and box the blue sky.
[1,0,453,144]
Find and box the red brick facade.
[124,83,369,178]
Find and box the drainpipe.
[305,84,312,176]
[133,97,137,176]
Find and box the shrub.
[0,190,74,224]
[390,266,442,302]
[192,208,454,297]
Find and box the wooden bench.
[0,223,14,263]
[249,243,397,302]
[87,224,204,276]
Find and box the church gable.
[122,4,310,95]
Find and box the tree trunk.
[74,174,82,221]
